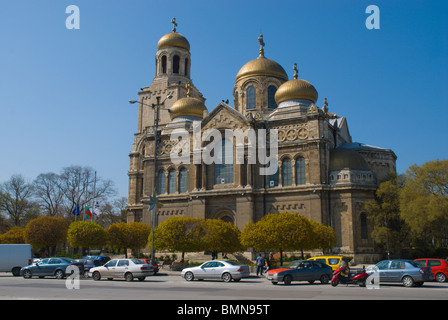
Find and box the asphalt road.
[1,271,447,301]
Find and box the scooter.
[331,265,368,287]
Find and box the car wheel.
[55,270,65,279]
[12,267,21,277]
[435,273,447,283]
[23,269,32,279]
[402,276,415,287]
[222,272,232,282]
[320,274,330,284]
[92,271,101,281]
[185,271,194,281]
[283,275,292,285]
[125,272,134,282]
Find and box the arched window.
[267,85,277,109]
[161,55,167,74]
[215,139,234,184]
[173,55,180,74]
[184,58,189,76]
[246,85,256,110]
[168,169,176,194]
[234,91,239,110]
[267,167,279,188]
[295,157,306,185]
[179,168,187,193]
[360,213,368,239]
[157,170,165,195]
[282,158,292,186]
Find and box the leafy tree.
[241,212,325,265]
[153,217,205,261]
[67,221,106,249]
[310,221,337,251]
[25,216,68,255]
[202,219,245,255]
[400,159,448,249]
[364,173,410,258]
[105,222,129,257]
[127,222,151,256]
[0,226,26,244]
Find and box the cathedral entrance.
[212,208,235,225]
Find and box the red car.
[138,259,159,274]
[415,259,448,283]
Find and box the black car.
[266,260,333,285]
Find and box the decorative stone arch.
[211,208,235,225]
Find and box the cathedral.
[126,19,397,263]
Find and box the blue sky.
[0,0,447,198]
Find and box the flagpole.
[93,171,97,222]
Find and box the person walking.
[256,254,265,276]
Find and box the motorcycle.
[331,265,368,287]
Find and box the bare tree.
[0,175,36,226]
[33,173,65,217]
[59,166,116,218]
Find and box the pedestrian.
[256,254,265,276]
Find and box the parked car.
[138,258,159,274]
[82,255,110,265]
[181,260,250,282]
[415,258,448,283]
[0,244,33,276]
[266,260,333,285]
[367,259,433,287]
[20,257,83,279]
[307,256,343,271]
[75,259,104,275]
[89,258,154,281]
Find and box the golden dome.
[236,56,288,82]
[157,32,190,51]
[170,97,206,119]
[274,78,318,104]
[330,148,370,171]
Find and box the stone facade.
[126,24,397,263]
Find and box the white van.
[0,244,32,276]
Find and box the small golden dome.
[274,78,318,104]
[157,32,190,51]
[236,56,288,82]
[330,148,370,171]
[170,97,206,119]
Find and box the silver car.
[181,260,250,282]
[367,259,433,287]
[90,258,154,281]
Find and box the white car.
[89,258,154,281]
[181,260,250,282]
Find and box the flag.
[93,207,101,216]
[72,204,80,216]
[85,206,92,220]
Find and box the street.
[1,271,447,301]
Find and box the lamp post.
[129,94,173,259]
